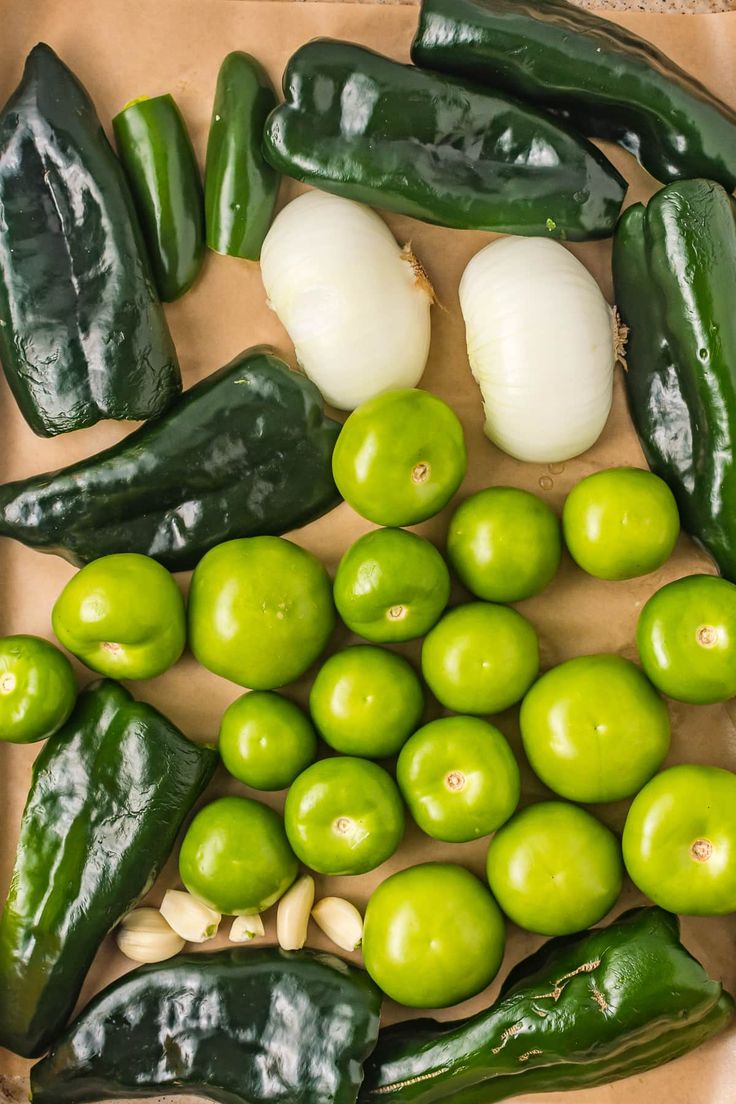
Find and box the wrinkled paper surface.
[1,2,735,1100]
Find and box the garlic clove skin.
[230,913,266,943]
[116,908,185,963]
[160,889,221,943]
[276,874,315,950]
[312,896,363,952]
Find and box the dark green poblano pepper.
[30,947,382,1104]
[613,179,736,583]
[411,0,736,191]
[264,39,626,241]
[0,346,341,572]
[360,908,733,1104]
[0,43,181,436]
[0,680,217,1058]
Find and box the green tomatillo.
[0,635,76,744]
[309,645,424,757]
[636,574,736,703]
[623,764,736,915]
[562,467,680,581]
[189,536,335,689]
[179,795,298,915]
[284,756,404,875]
[397,716,520,842]
[486,801,623,936]
[362,862,505,1008]
[520,654,670,803]
[332,389,467,527]
[52,553,186,680]
[422,602,539,714]
[447,486,561,602]
[334,528,450,644]
[219,691,317,790]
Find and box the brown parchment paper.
[1,2,736,1101]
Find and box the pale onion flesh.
[260,191,433,410]
[459,237,616,463]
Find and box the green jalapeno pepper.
[114,93,205,300]
[205,52,279,259]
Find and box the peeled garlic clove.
[116,908,185,963]
[160,889,221,943]
[230,914,266,943]
[277,874,315,950]
[312,896,363,952]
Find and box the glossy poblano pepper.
[205,52,279,260]
[30,947,382,1104]
[0,43,180,437]
[0,680,217,1058]
[113,93,205,301]
[411,0,736,192]
[0,347,341,572]
[264,40,626,241]
[361,908,733,1104]
[613,179,736,582]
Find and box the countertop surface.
[281,0,736,12]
